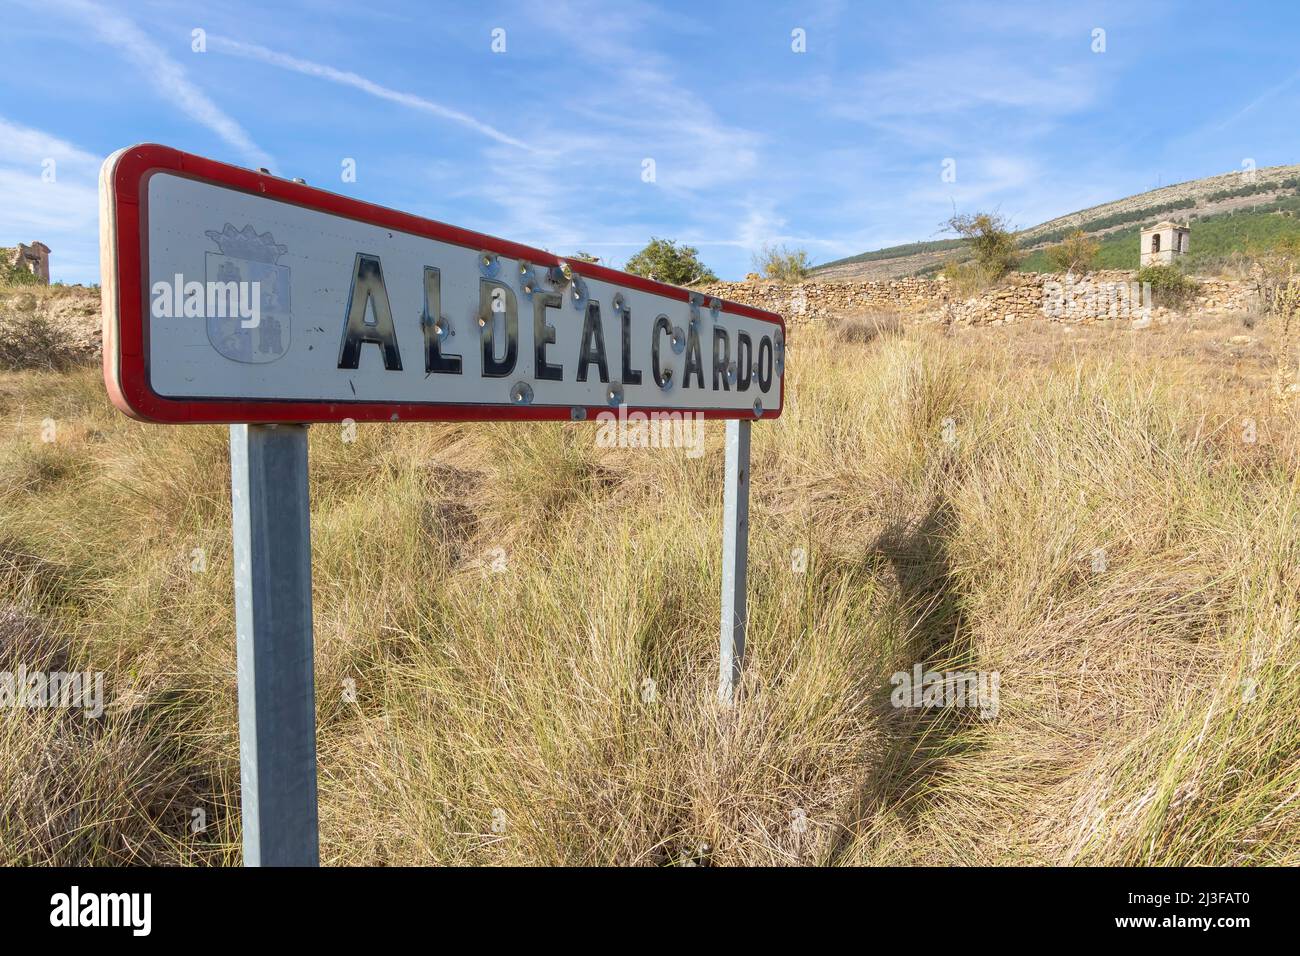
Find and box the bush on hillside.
[944,211,1019,281]
[753,244,811,281]
[1,259,41,287]
[1136,264,1199,309]
[0,311,82,371]
[1251,235,1300,315]
[0,286,102,370]
[940,259,999,297]
[1044,229,1100,274]
[624,238,717,285]
[1249,237,1300,399]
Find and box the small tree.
[753,243,811,281]
[1136,264,1198,309]
[943,211,1019,280]
[1251,237,1300,401]
[569,251,601,264]
[1251,235,1300,315]
[1045,229,1100,275]
[624,238,717,285]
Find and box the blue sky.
[2,0,1299,284]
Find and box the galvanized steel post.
[718,418,751,704]
[230,423,319,866]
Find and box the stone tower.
[1139,221,1189,268]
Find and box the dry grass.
[0,283,101,372]
[830,310,904,345]
[0,304,1296,866]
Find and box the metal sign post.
[718,418,751,704]
[230,423,319,866]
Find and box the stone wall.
[699,270,1259,328]
[1193,276,1258,313]
[696,277,948,323]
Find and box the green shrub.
[753,244,811,281]
[624,238,717,285]
[1251,237,1300,321]
[941,259,998,296]
[0,260,41,287]
[1137,265,1198,308]
[944,212,1019,280]
[1044,230,1100,274]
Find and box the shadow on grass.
[827,498,990,864]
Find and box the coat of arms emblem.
[204,223,291,363]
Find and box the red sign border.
[101,144,785,424]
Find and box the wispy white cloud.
[46,0,273,170]
[842,55,1096,125]
[906,154,1040,208]
[788,40,1110,260]
[0,116,102,282]
[444,0,768,268]
[0,117,100,170]
[207,35,535,152]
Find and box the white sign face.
[101,145,785,424]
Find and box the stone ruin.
[5,242,51,284]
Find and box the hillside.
[816,163,1300,280]
[0,283,101,371]
[1019,192,1300,272]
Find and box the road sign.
[99,144,785,424]
[99,143,779,866]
